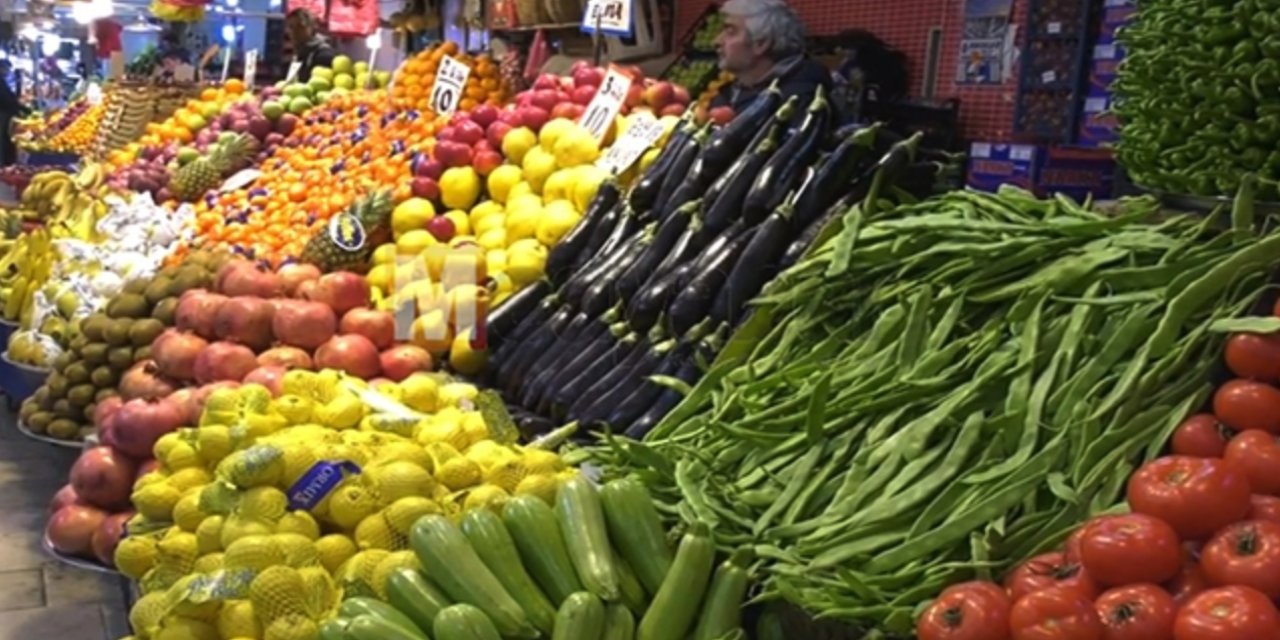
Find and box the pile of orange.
[106,81,249,170]
[190,90,446,266]
[391,41,509,113]
[47,102,105,154]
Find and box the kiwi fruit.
[91,365,118,388]
[18,398,36,420]
[123,279,149,295]
[107,346,135,370]
[82,404,95,422]
[95,387,118,403]
[25,412,53,432]
[152,298,179,324]
[69,335,89,352]
[172,268,210,294]
[129,318,165,347]
[158,265,181,279]
[104,319,132,345]
[134,346,151,362]
[80,314,109,341]
[81,342,108,366]
[32,387,50,410]
[110,293,150,319]
[64,362,90,385]
[67,384,95,408]
[52,399,76,420]
[46,419,79,440]
[45,373,68,399]
[52,352,72,373]
[144,277,173,306]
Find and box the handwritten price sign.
[581,0,633,36]
[430,56,472,115]
[579,68,632,142]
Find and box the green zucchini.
[339,597,426,638]
[319,617,352,640]
[612,549,649,615]
[347,614,430,640]
[410,515,538,639]
[692,548,753,640]
[600,478,673,595]
[555,476,620,601]
[636,523,716,640]
[503,494,584,604]
[433,604,503,640]
[552,592,606,640]
[603,604,635,640]
[461,508,557,635]
[386,568,453,635]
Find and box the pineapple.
[300,190,393,272]
[169,134,255,202]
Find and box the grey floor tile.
[0,602,108,640]
[99,602,130,640]
[42,563,124,608]
[0,570,42,612]
[0,509,52,572]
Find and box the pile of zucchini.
[321,477,746,640]
[483,86,961,437]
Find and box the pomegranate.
[305,272,370,316]
[92,511,134,565]
[243,365,287,396]
[277,263,321,297]
[47,505,106,557]
[194,342,258,384]
[98,411,120,450]
[272,300,337,350]
[175,290,228,339]
[166,388,201,425]
[258,346,313,370]
[340,308,396,350]
[92,396,123,428]
[218,261,285,298]
[136,459,160,478]
[69,446,137,509]
[48,484,81,515]
[118,361,178,401]
[315,334,381,379]
[214,296,276,351]
[379,345,434,381]
[150,330,208,381]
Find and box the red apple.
[560,104,586,120]
[379,345,434,381]
[426,216,456,242]
[709,106,735,126]
[434,140,474,168]
[573,66,605,88]
[625,83,644,108]
[644,82,676,111]
[531,90,559,112]
[487,121,514,148]
[572,85,597,105]
[449,111,472,127]
[672,84,692,105]
[551,103,580,120]
[415,157,445,180]
[340,308,396,350]
[473,150,503,176]
[471,104,499,128]
[411,177,441,200]
[473,139,496,153]
[660,103,687,117]
[454,119,485,146]
[436,126,456,142]
[499,108,524,126]
[520,106,551,132]
[533,73,559,90]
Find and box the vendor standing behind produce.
[710,0,833,120]
[285,8,337,83]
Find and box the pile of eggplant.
[482,85,962,438]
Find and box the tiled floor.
[0,407,131,640]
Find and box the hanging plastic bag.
[328,0,378,36]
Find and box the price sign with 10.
[579,68,632,142]
[430,56,472,115]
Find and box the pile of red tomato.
[916,320,1280,640]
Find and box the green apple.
[308,76,332,93]
[333,55,354,74]
[333,73,355,90]
[314,90,332,103]
[218,131,239,144]
[329,87,350,95]
[373,71,391,88]
[288,96,314,114]
[355,72,370,88]
[354,61,370,75]
[283,83,309,98]
[176,147,199,165]
[261,100,285,121]
[311,66,334,81]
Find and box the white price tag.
[429,55,471,115]
[970,142,993,158]
[581,0,634,36]
[85,83,103,105]
[243,50,258,88]
[1084,97,1108,113]
[1094,44,1117,60]
[220,47,233,84]
[1041,70,1057,84]
[1010,145,1035,161]
[1047,21,1062,34]
[597,113,665,174]
[221,169,261,193]
[579,68,632,142]
[285,61,302,83]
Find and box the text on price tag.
[243,50,258,89]
[597,113,665,175]
[430,55,472,115]
[285,61,302,84]
[581,0,633,35]
[579,68,632,142]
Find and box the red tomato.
[1200,520,1280,598]
[1165,560,1209,606]
[1248,494,1280,523]
[1170,414,1233,458]
[1005,552,1099,602]
[1173,586,1280,640]
[1224,430,1280,495]
[1065,516,1118,564]
[917,582,1012,640]
[1213,379,1280,434]
[1094,583,1176,640]
[1010,589,1104,640]
[1126,456,1252,540]
[1079,513,1182,587]
[1224,333,1280,382]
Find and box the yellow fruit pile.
[116,369,573,640]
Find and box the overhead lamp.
[365,31,381,49]
[19,24,40,41]
[40,37,60,57]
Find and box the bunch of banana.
[0,226,55,325]
[95,88,154,156]
[18,164,107,223]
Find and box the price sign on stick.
[364,32,381,89]
[429,55,471,115]
[597,112,664,174]
[579,67,632,142]
[220,46,233,83]
[285,61,302,83]
[243,50,258,89]
[581,0,633,36]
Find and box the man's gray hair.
[721,0,808,59]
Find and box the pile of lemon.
[115,369,574,640]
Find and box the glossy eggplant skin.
[499,305,575,396]
[665,226,757,336]
[535,320,628,416]
[484,280,552,349]
[518,309,616,409]
[700,135,782,235]
[651,126,710,221]
[484,293,560,384]
[628,119,695,213]
[700,85,783,169]
[601,342,697,431]
[623,387,686,439]
[612,202,699,304]
[562,227,645,309]
[575,339,676,424]
[548,181,622,284]
[553,333,646,420]
[711,206,796,328]
[788,124,881,231]
[740,89,831,225]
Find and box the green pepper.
[1205,24,1246,46]
[1223,86,1253,114]
[1233,40,1260,64]
[1255,116,1280,145]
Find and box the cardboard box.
[966,142,1040,192]
[1036,146,1116,200]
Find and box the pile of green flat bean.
[585,185,1280,633]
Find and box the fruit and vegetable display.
[1114,0,1280,197]
[14,97,106,156]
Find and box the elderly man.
[710,0,832,119]
[285,8,337,83]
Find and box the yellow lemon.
[500,126,537,164]
[478,228,507,252]
[372,243,398,265]
[365,263,395,294]
[572,165,609,213]
[504,205,540,243]
[553,127,601,168]
[444,210,471,236]
[469,200,505,228]
[486,165,523,204]
[638,147,662,173]
[473,212,507,237]
[508,181,535,201]
[521,147,557,194]
[506,240,549,285]
[538,118,578,152]
[391,198,436,238]
[542,168,578,203]
[396,229,438,256]
[440,166,481,211]
[536,200,582,247]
